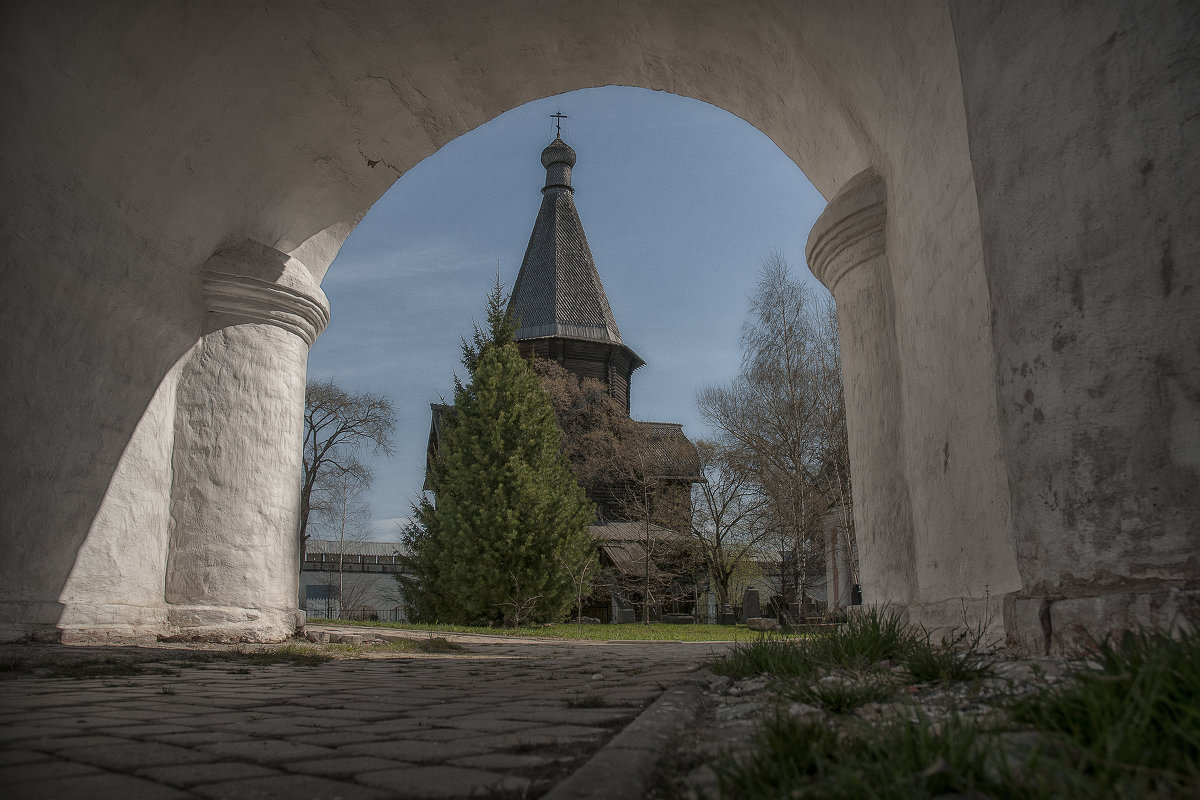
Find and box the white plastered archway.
[2,1,1195,651]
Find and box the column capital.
[200,239,330,347]
[806,168,887,294]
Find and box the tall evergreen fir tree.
[402,282,595,626]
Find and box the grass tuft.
[240,643,333,666]
[718,624,1200,799]
[415,636,464,653]
[902,627,995,683]
[783,674,897,714]
[1011,627,1200,794]
[709,636,814,680]
[709,606,916,680]
[566,693,611,708]
[806,605,914,671]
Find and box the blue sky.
[306,86,828,540]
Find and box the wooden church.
[426,134,703,622]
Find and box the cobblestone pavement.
[0,627,731,799]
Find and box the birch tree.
[698,254,854,621]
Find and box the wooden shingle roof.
[507,138,638,360]
[635,421,702,481]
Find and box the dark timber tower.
[507,137,644,413]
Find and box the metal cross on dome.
[550,111,568,138]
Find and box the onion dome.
[540,138,577,193]
[541,137,577,168]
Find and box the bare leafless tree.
[698,254,853,622]
[301,379,396,569]
[605,430,701,623]
[495,571,544,628]
[690,441,770,611]
[559,550,599,625]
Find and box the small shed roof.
[304,539,408,558]
[589,519,684,544]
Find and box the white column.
[807,169,917,607]
[164,240,329,641]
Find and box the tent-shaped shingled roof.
[507,138,642,366]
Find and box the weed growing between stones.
[0,653,181,679]
[0,656,27,674]
[48,655,148,678]
[903,626,996,684]
[566,693,611,708]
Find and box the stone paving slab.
[355,765,531,798]
[137,761,283,787]
[1,629,725,798]
[191,773,391,800]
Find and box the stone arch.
[2,2,1195,651]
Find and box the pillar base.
[0,600,167,644]
[57,602,168,645]
[1004,586,1199,656]
[163,604,299,643]
[906,595,1005,644]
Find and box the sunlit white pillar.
[165,240,328,641]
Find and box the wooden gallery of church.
[425,136,703,623]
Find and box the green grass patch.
[710,606,916,679]
[306,618,774,642]
[322,636,464,655]
[239,643,333,666]
[807,605,914,671]
[324,640,408,655]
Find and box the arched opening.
[306,87,826,533]
[303,85,834,626]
